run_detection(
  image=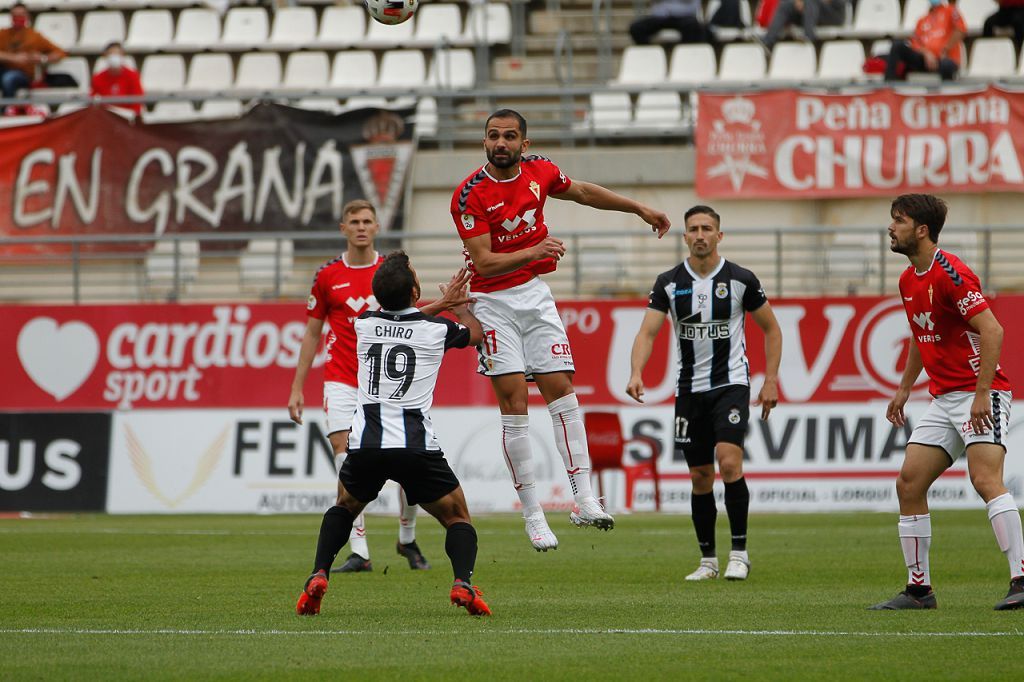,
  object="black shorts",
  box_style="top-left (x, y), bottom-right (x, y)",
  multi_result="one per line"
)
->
top-left (339, 448), bottom-right (461, 506)
top-left (673, 384), bottom-right (750, 468)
